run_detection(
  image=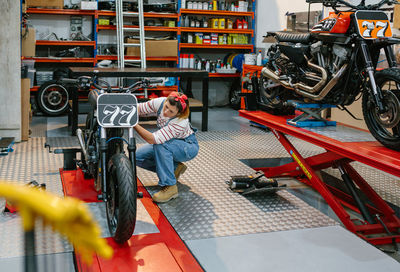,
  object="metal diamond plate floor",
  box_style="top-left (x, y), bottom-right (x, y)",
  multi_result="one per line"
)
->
top-left (138, 130), bottom-right (338, 241)
top-left (2, 114), bottom-right (400, 268)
